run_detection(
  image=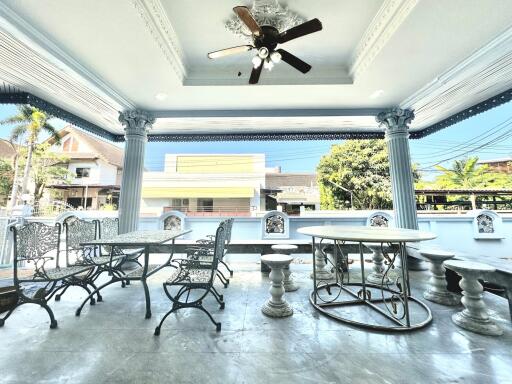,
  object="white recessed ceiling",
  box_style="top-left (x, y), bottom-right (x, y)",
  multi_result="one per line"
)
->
top-left (0, 0), bottom-right (511, 139)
